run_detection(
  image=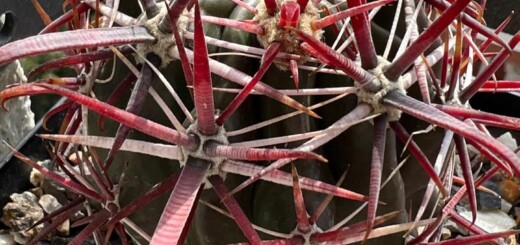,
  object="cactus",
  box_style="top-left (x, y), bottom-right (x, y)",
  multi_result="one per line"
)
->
top-left (1, 0), bottom-right (520, 244)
